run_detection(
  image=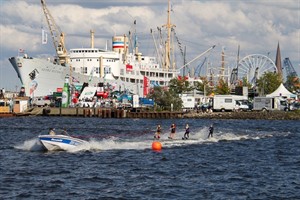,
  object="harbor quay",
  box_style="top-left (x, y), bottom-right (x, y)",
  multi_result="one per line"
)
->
top-left (32, 107), bottom-right (185, 119)
top-left (9, 107), bottom-right (300, 120)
